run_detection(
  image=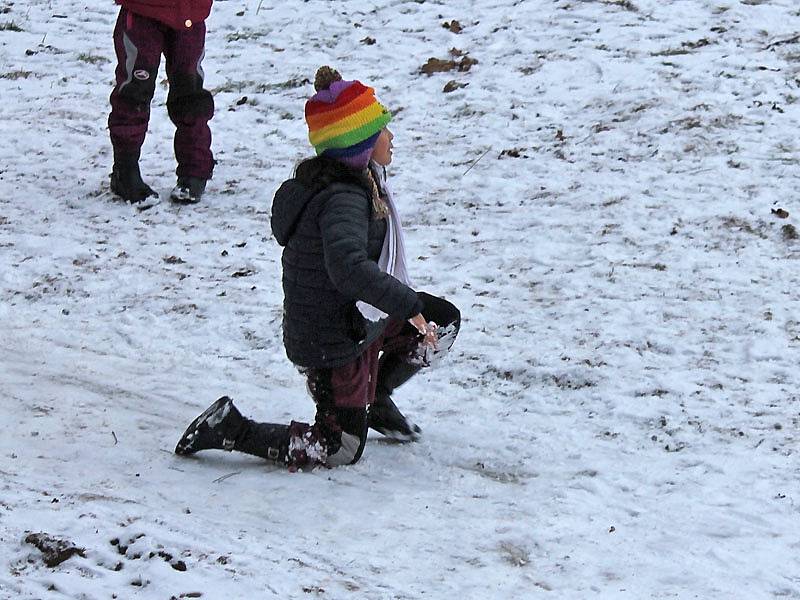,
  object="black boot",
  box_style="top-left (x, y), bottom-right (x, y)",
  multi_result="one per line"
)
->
top-left (175, 396), bottom-right (244, 455)
top-left (368, 393), bottom-right (421, 442)
top-left (110, 152), bottom-right (158, 205)
top-left (169, 176), bottom-right (206, 204)
top-left (175, 396), bottom-right (290, 463)
top-left (235, 420), bottom-right (291, 463)
top-left (368, 352), bottom-right (423, 442)
top-left (368, 293), bottom-right (461, 442)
